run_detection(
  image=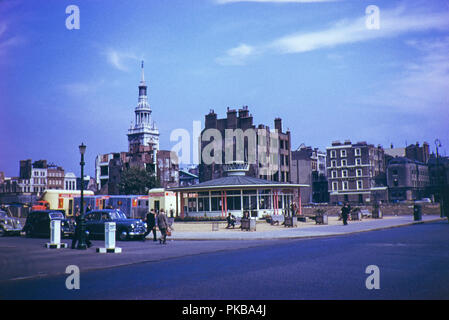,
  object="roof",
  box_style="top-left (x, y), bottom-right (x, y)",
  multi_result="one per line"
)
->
top-left (179, 170), bottom-right (199, 179)
top-left (169, 175), bottom-right (308, 192)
